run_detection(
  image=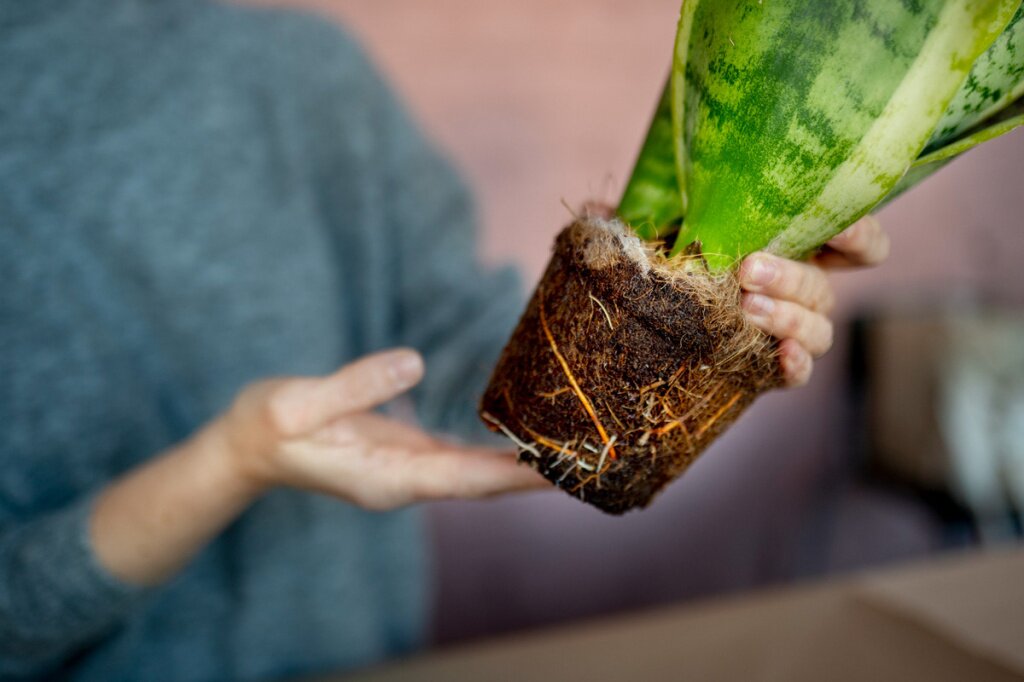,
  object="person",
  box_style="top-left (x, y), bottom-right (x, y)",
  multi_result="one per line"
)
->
top-left (0, 1), bottom-right (890, 680)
